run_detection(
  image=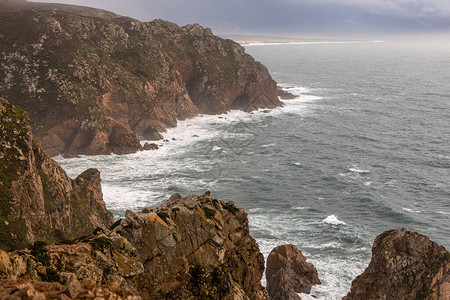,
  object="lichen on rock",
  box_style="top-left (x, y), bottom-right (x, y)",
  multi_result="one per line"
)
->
top-left (0, 193), bottom-right (269, 299)
top-left (0, 98), bottom-right (113, 251)
top-left (0, 6), bottom-right (281, 157)
top-left (343, 229), bottom-right (450, 300)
